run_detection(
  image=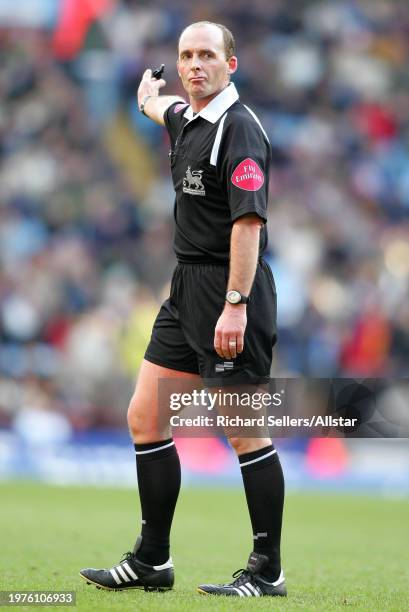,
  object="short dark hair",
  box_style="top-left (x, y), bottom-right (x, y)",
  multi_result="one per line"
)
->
top-left (179, 21), bottom-right (236, 60)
